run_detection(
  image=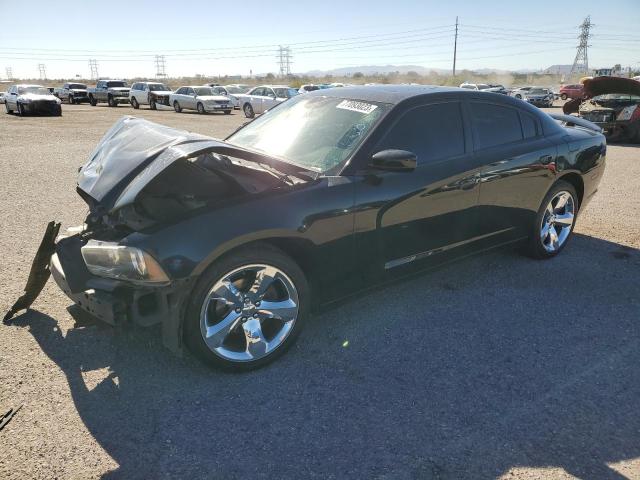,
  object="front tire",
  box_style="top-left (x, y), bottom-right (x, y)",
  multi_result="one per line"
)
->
top-left (184, 243), bottom-right (309, 371)
top-left (107, 95), bottom-right (116, 107)
top-left (173, 101), bottom-right (182, 113)
top-left (560, 93), bottom-right (568, 101)
top-left (131, 97), bottom-right (139, 109)
top-left (197, 102), bottom-right (205, 114)
top-left (243, 103), bottom-right (254, 118)
top-left (524, 180), bottom-right (578, 259)
top-left (5, 102), bottom-right (12, 114)
top-left (68, 95), bottom-right (74, 104)
top-left (149, 98), bottom-right (157, 110)
top-left (224, 109), bottom-right (231, 115)
top-left (89, 95), bottom-right (97, 106)
top-left (17, 103), bottom-right (24, 116)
